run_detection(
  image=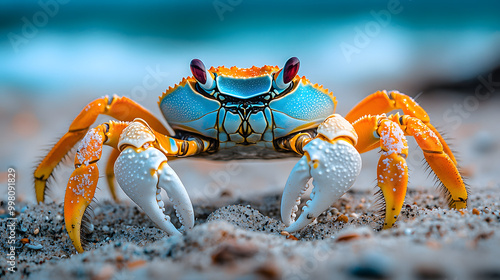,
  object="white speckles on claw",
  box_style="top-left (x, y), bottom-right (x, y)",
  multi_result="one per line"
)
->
top-left (117, 120), bottom-right (156, 150)
top-left (317, 114), bottom-right (358, 145)
top-left (281, 137), bottom-right (362, 232)
top-left (115, 145), bottom-right (194, 236)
